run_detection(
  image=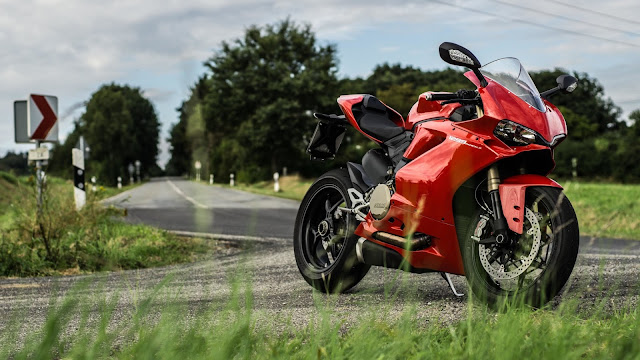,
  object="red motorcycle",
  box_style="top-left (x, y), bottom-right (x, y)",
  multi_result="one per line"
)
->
top-left (294, 42), bottom-right (579, 307)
